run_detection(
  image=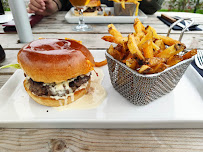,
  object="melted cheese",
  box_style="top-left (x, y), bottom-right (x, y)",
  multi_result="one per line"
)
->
top-left (59, 100), bottom-right (63, 106)
top-left (48, 79), bottom-right (74, 97)
top-left (55, 67), bottom-right (106, 111)
top-left (55, 83), bottom-right (64, 90)
top-left (47, 73), bottom-right (90, 103)
top-left (50, 81), bottom-right (88, 101)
